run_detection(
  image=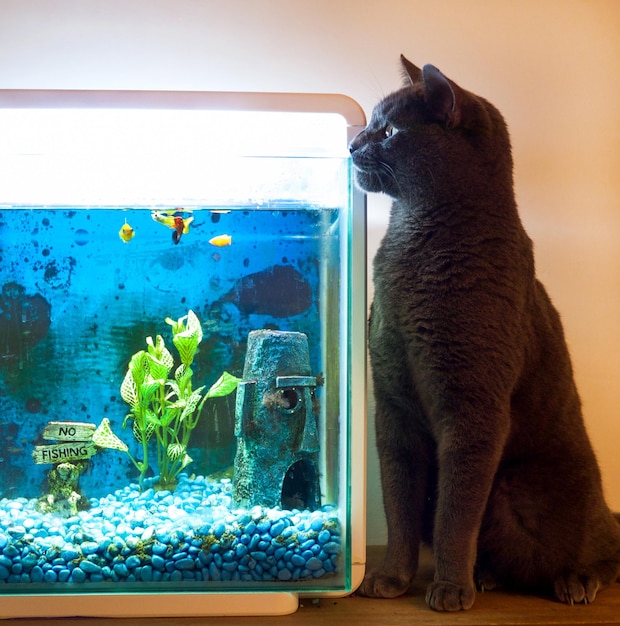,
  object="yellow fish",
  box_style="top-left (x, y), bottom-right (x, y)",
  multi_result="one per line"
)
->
top-left (119, 220), bottom-right (135, 243)
top-left (209, 234), bottom-right (232, 247)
